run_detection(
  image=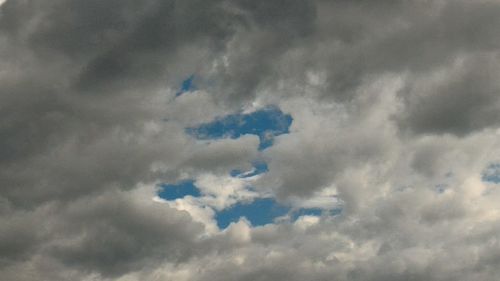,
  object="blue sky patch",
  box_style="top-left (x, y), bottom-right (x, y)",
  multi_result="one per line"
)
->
top-left (290, 208), bottom-right (323, 221)
top-left (328, 208), bottom-right (343, 216)
top-left (186, 106), bottom-right (292, 150)
top-left (290, 208), bottom-right (342, 221)
top-left (215, 198), bottom-right (289, 229)
top-left (230, 161), bottom-right (269, 178)
top-left (482, 163), bottom-right (500, 183)
top-left (175, 75), bottom-right (195, 97)
top-left (214, 197), bottom-right (339, 229)
top-left (158, 180), bottom-right (201, 200)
